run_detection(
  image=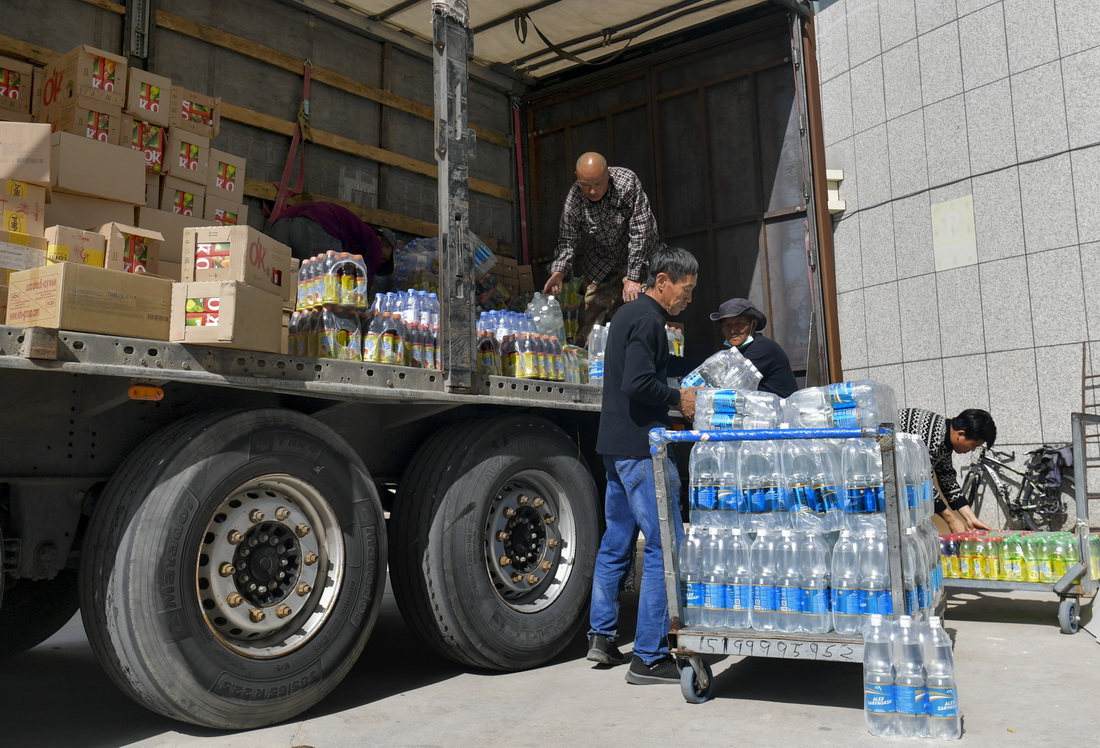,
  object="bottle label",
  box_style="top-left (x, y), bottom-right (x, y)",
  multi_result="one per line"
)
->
top-left (829, 382), bottom-right (857, 409)
top-left (820, 485), bottom-right (841, 513)
top-left (711, 391), bottom-right (741, 413)
top-left (681, 370), bottom-right (705, 388)
top-left (681, 581), bottom-right (704, 609)
top-left (777, 585), bottom-right (804, 614)
top-left (906, 485), bottom-right (923, 510)
top-left (692, 485), bottom-right (718, 510)
top-left (804, 587), bottom-right (829, 615)
top-left (589, 360), bottom-right (603, 380)
top-left (832, 408), bottom-right (860, 428)
top-left (752, 584), bottom-right (777, 612)
top-left (788, 484), bottom-right (823, 513)
top-left (726, 583), bottom-right (750, 611)
top-left (864, 682), bottom-right (895, 713)
top-left (747, 487), bottom-right (768, 513)
top-left (363, 333), bottom-right (380, 362)
top-left (896, 684), bottom-right (923, 716)
top-left (926, 686), bottom-right (959, 718)
top-left (906, 587), bottom-right (919, 615)
top-left (708, 413), bottom-right (739, 430)
top-left (703, 582), bottom-right (725, 611)
top-left (833, 587), bottom-right (862, 617)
